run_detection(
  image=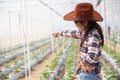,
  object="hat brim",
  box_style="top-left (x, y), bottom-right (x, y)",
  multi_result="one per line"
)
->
top-left (63, 10), bottom-right (103, 22)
